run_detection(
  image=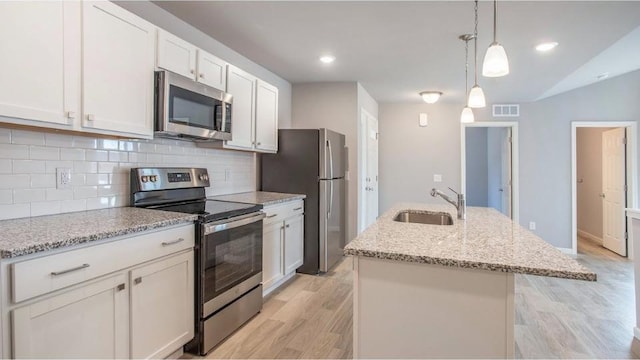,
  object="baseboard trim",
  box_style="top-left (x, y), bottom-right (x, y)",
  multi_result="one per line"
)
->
top-left (262, 271), bottom-right (296, 298)
top-left (557, 247), bottom-right (576, 255)
top-left (577, 229), bottom-right (603, 244)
